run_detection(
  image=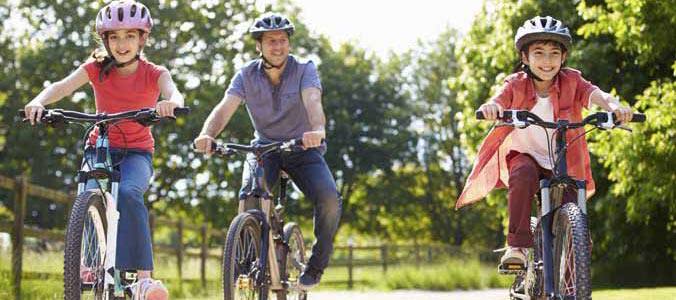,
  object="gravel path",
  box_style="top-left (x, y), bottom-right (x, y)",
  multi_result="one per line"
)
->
top-left (308, 289), bottom-right (507, 300)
